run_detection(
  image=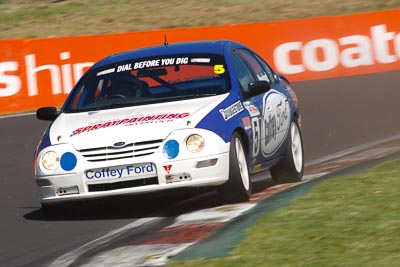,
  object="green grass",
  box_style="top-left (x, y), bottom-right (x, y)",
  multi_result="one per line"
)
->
top-left (0, 0), bottom-right (400, 39)
top-left (167, 158), bottom-right (400, 267)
